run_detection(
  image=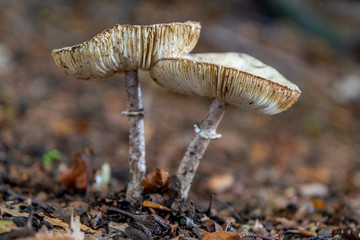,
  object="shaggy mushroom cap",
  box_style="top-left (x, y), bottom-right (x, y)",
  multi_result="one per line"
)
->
top-left (51, 21), bottom-right (201, 80)
top-left (150, 52), bottom-right (301, 115)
